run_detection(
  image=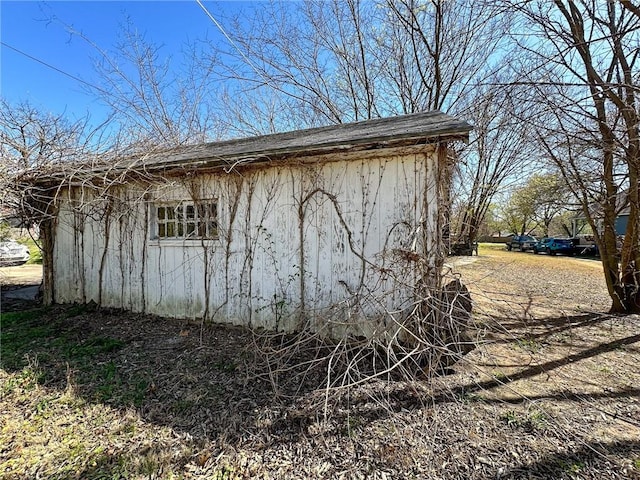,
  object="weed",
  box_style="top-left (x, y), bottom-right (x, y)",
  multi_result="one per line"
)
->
top-left (558, 459), bottom-right (585, 475)
top-left (1, 363), bottom-right (43, 395)
top-left (2, 313), bottom-right (146, 408)
top-left (214, 359), bottom-right (237, 372)
top-left (115, 420), bottom-right (137, 436)
top-left (343, 414), bottom-right (362, 437)
top-left (502, 410), bottom-right (520, 427)
top-left (93, 361), bottom-right (119, 403)
top-left (633, 457), bottom-right (640, 471)
top-left (516, 336), bottom-right (542, 353)
top-left (526, 408), bottom-right (548, 430)
top-left (211, 464), bottom-right (238, 480)
top-left (492, 370), bottom-right (507, 381)
top-left (34, 396), bottom-right (53, 415)
top-left (551, 331), bottom-right (571, 344)
top-left (138, 453), bottom-right (161, 477)
top-left (63, 336), bottom-right (125, 360)
top-left (1, 309), bottom-right (55, 369)
top-left (128, 376), bottom-right (150, 407)
top-left (88, 362), bottom-right (149, 407)
top-left (84, 452), bottom-right (131, 480)
top-left (0, 308), bottom-right (49, 326)
top-left (458, 391), bottom-right (482, 403)
top-left (501, 408), bottom-right (548, 432)
top-left (94, 385), bottom-right (115, 404)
